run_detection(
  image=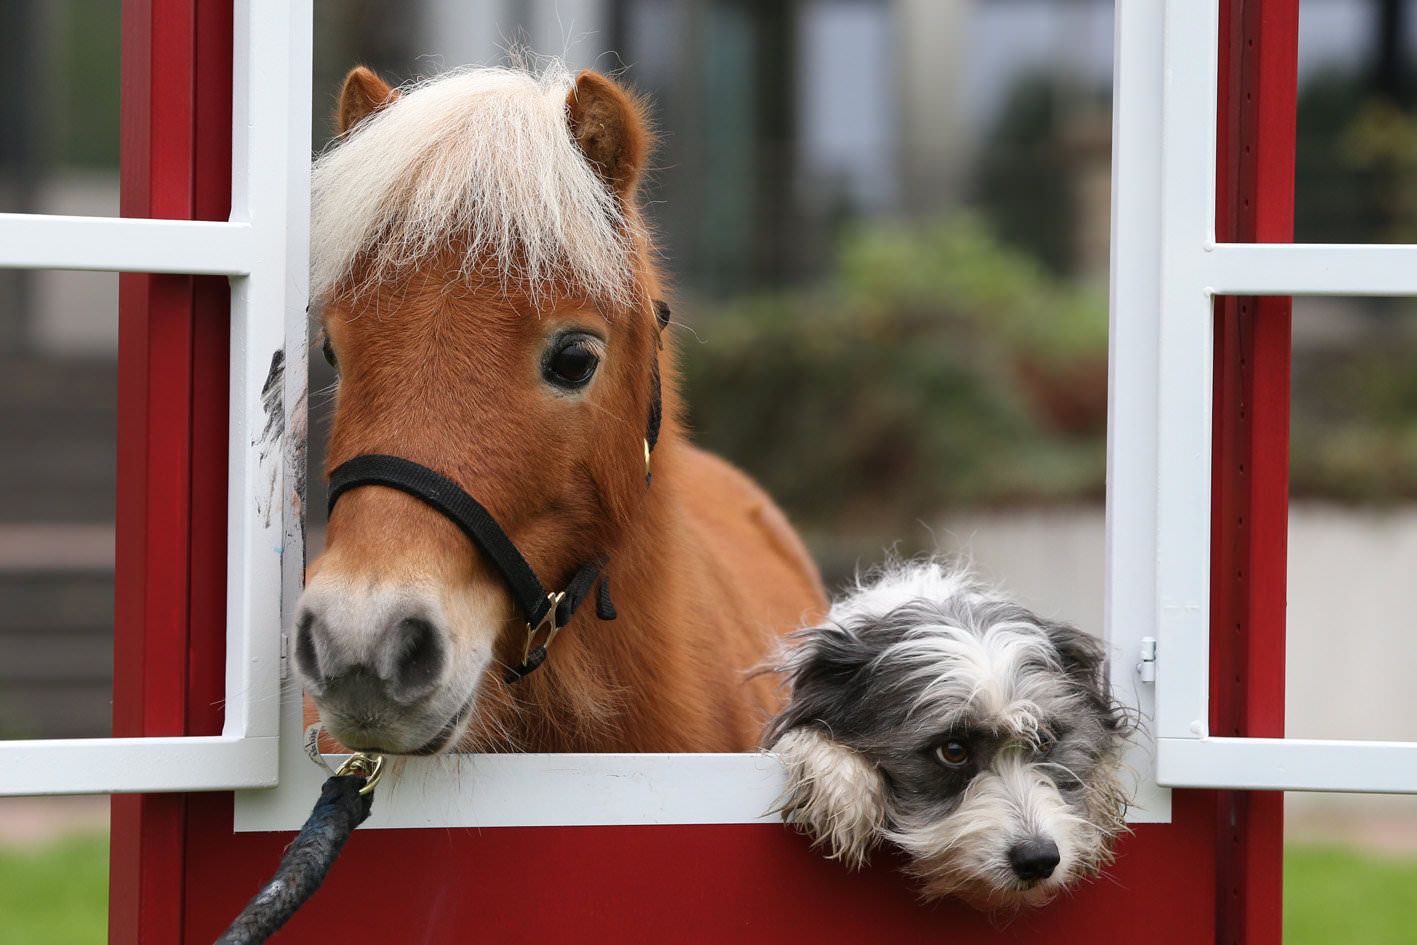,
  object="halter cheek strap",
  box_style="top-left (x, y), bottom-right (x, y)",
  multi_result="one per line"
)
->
top-left (324, 300), bottom-right (670, 684)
